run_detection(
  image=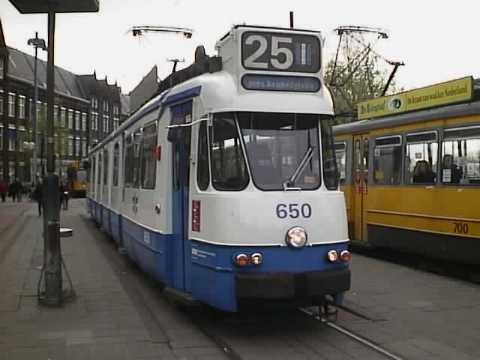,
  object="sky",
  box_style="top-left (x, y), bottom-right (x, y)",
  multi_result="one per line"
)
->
top-left (1, 0), bottom-right (479, 94)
